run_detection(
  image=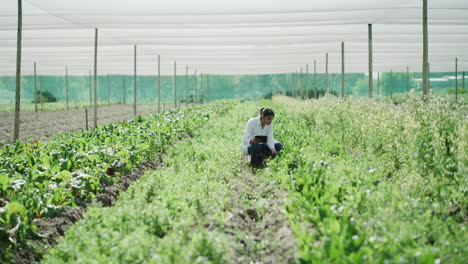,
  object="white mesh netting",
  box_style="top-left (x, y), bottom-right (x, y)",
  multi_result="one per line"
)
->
top-left (0, 0), bottom-right (467, 75)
